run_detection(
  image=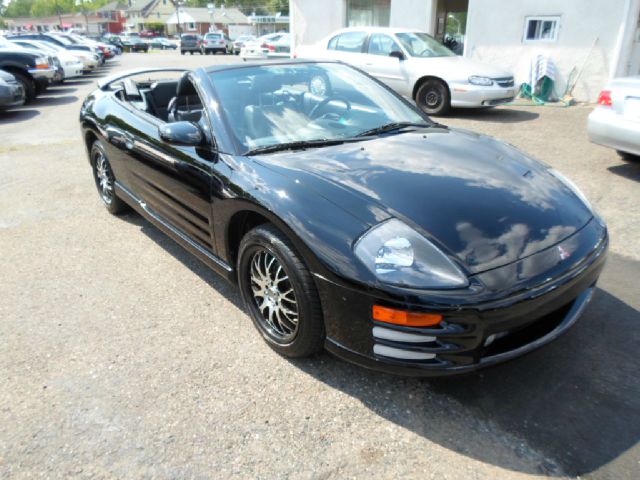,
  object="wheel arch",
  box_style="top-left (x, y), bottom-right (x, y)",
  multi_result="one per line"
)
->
top-left (220, 200), bottom-right (336, 282)
top-left (412, 75), bottom-right (450, 100)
